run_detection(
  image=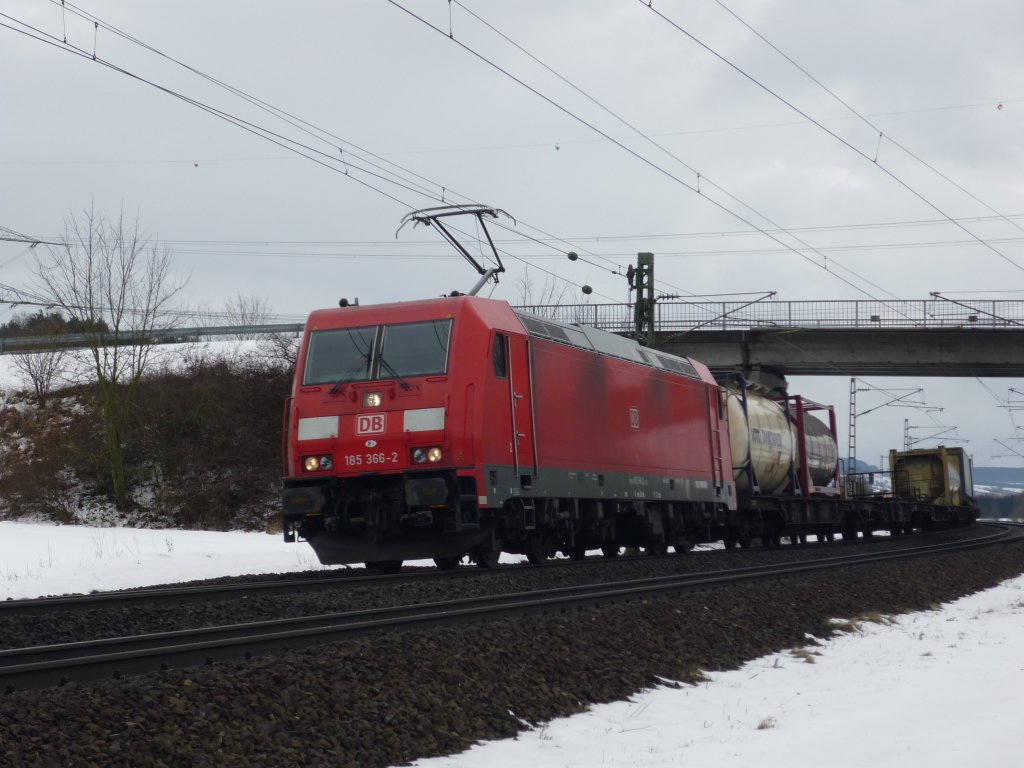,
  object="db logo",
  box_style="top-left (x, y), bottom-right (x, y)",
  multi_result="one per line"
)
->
top-left (356, 413), bottom-right (386, 435)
